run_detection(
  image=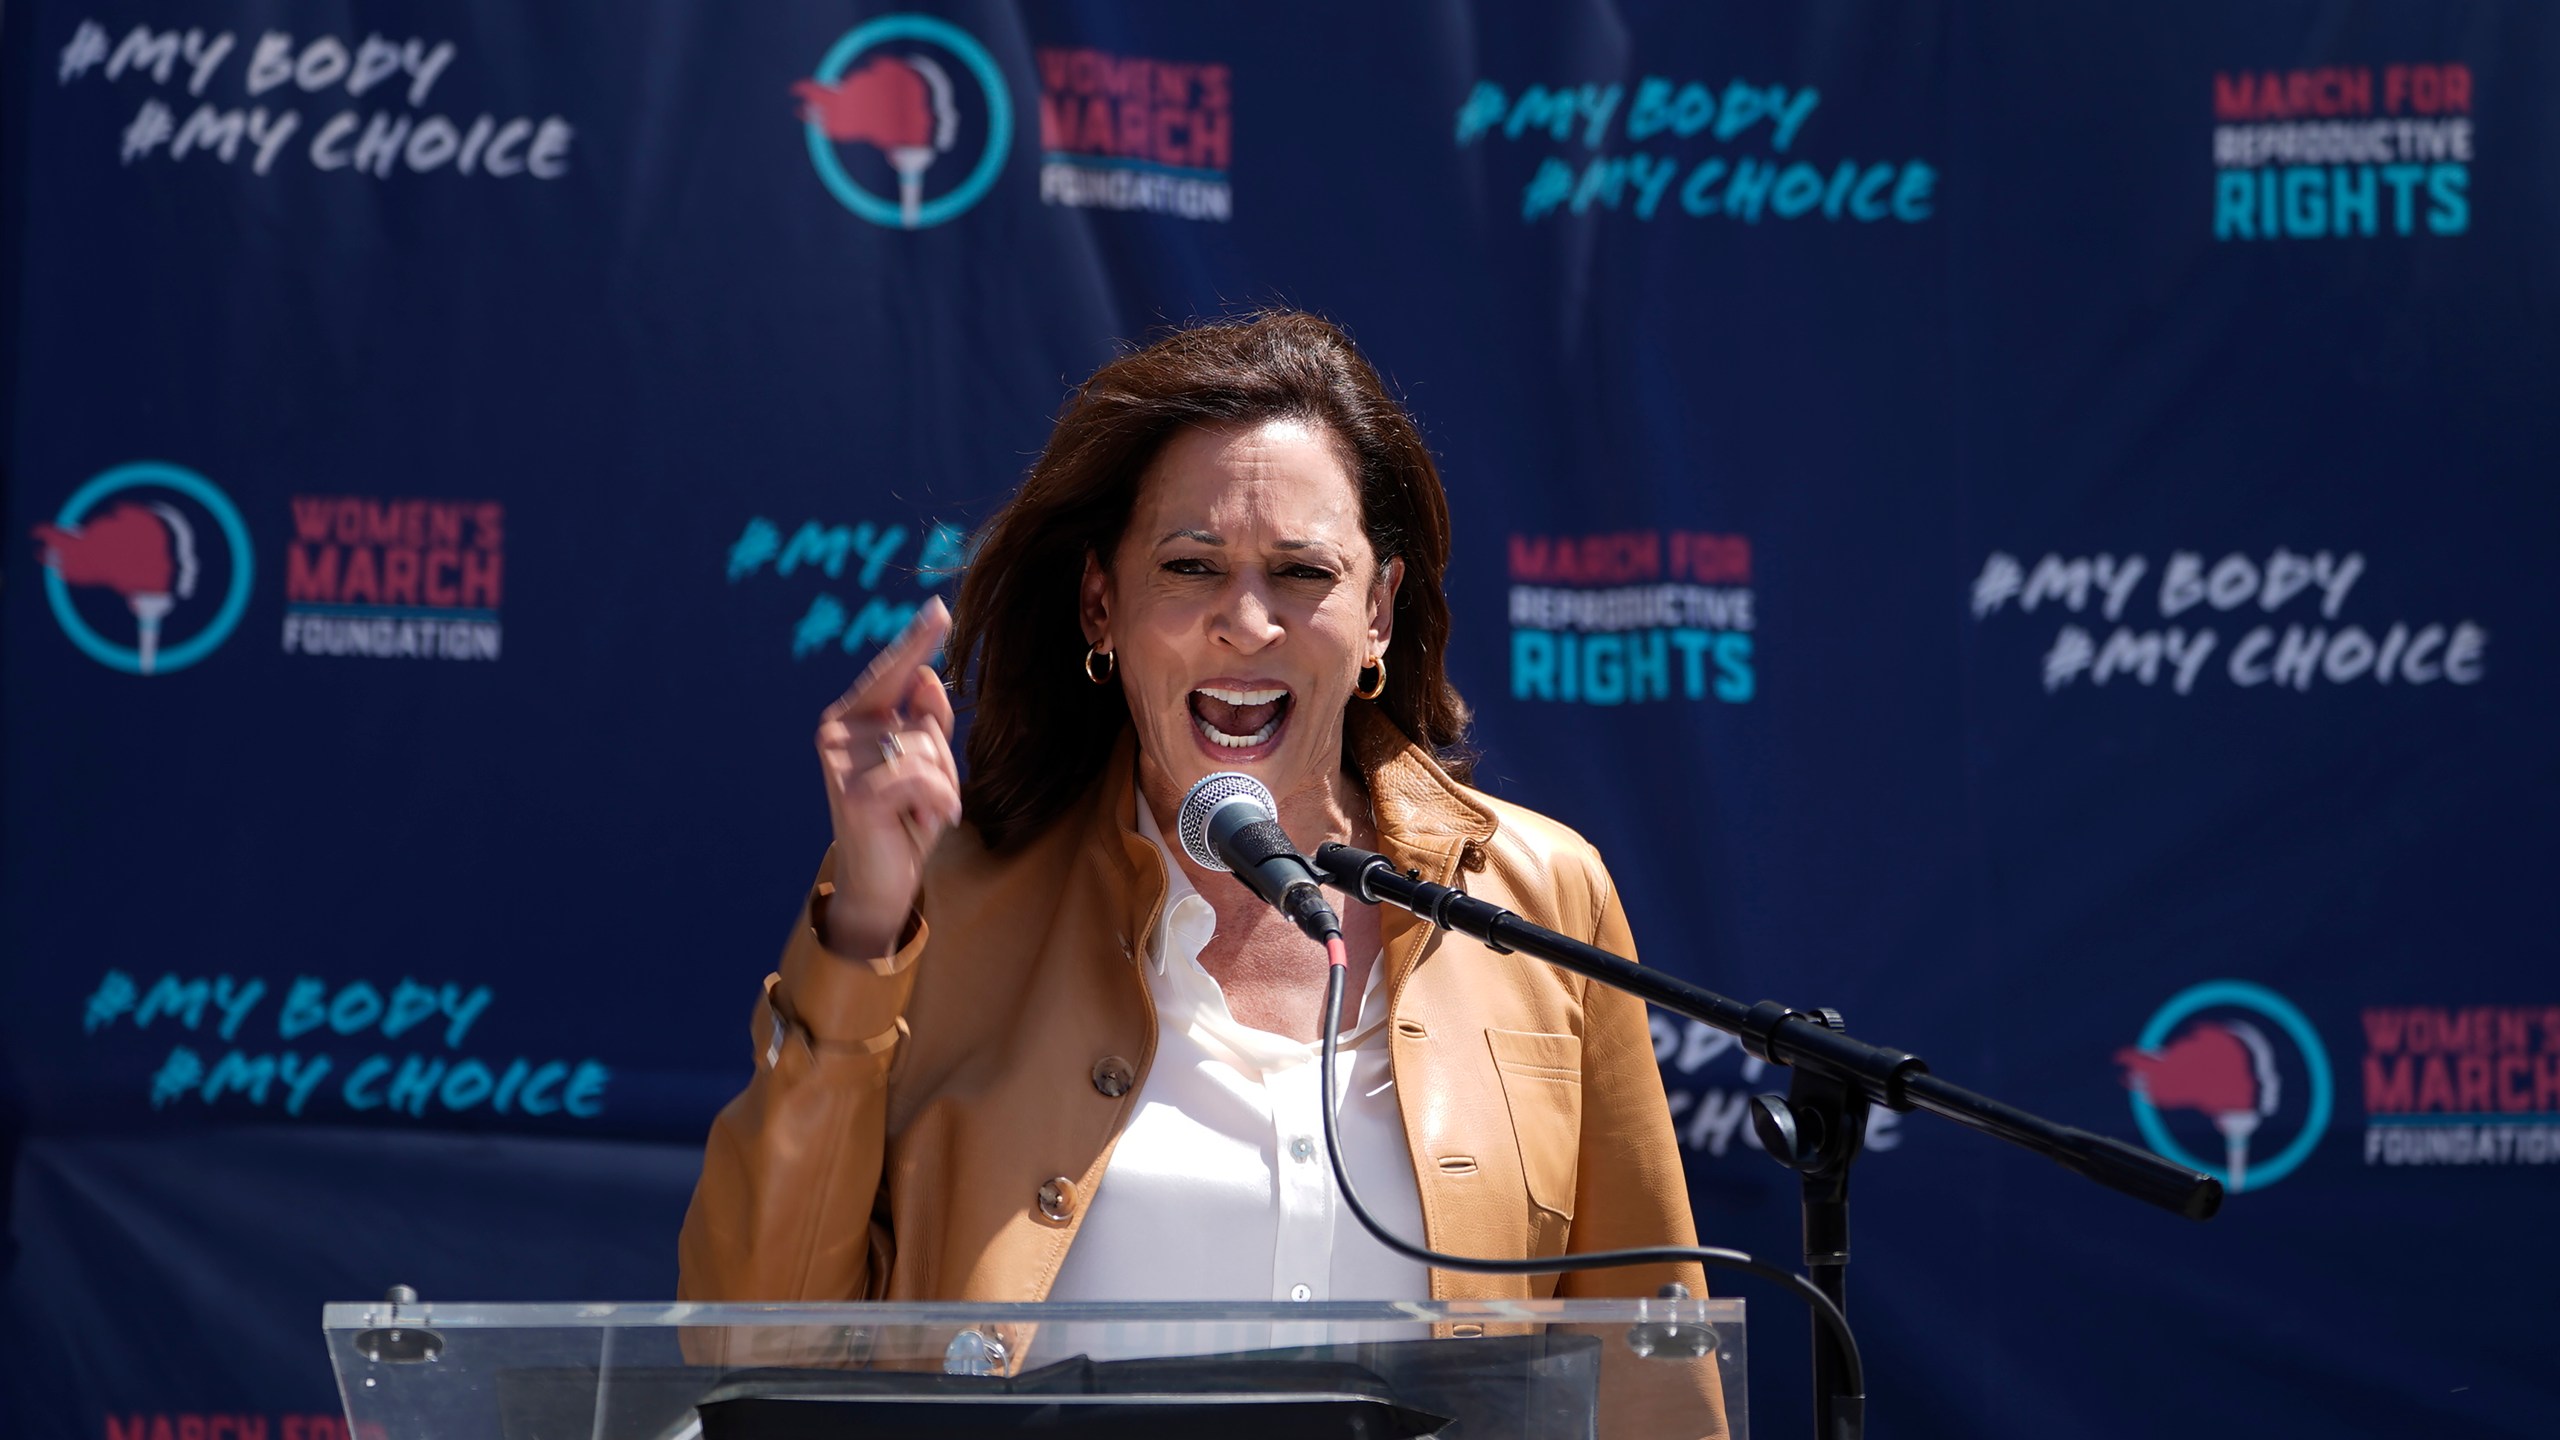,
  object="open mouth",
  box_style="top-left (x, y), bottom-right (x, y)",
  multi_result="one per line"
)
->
top-left (1189, 684), bottom-right (1292, 752)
